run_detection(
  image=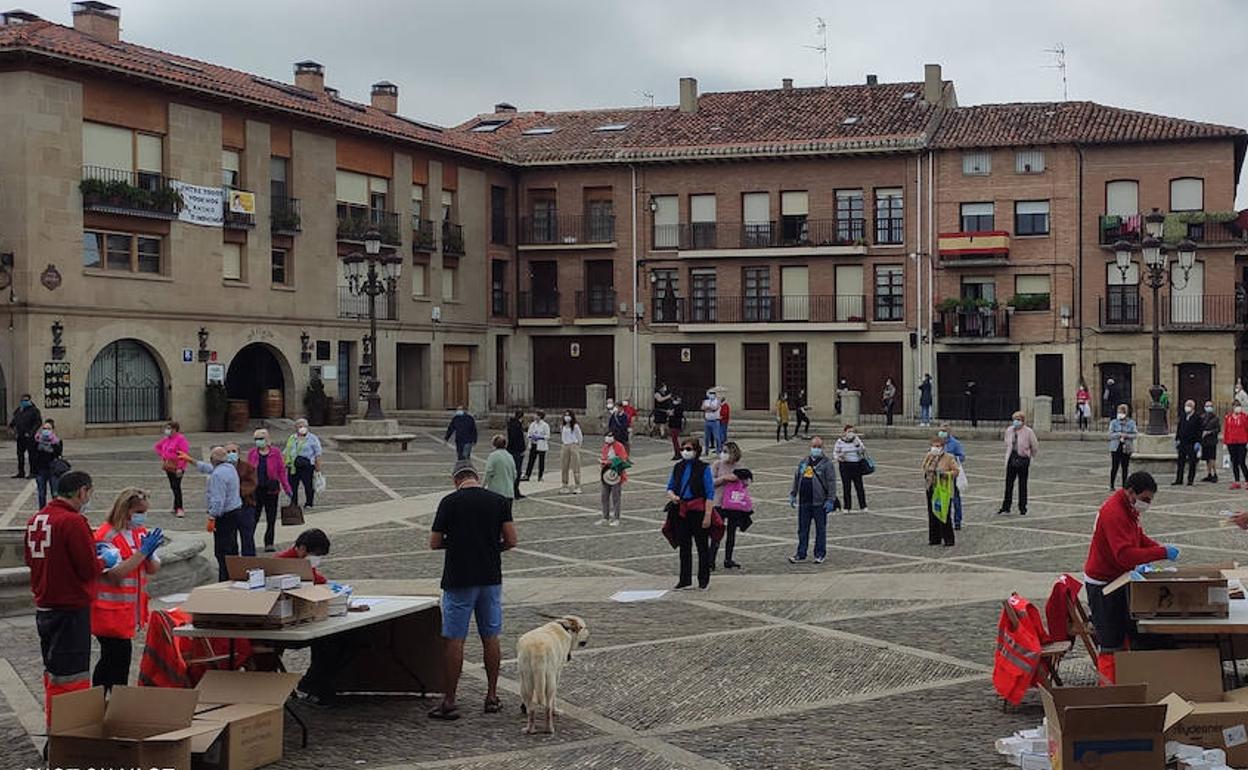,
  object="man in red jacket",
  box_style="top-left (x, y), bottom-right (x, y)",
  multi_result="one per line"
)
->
top-left (1083, 471), bottom-right (1178, 681)
top-left (24, 471), bottom-right (98, 726)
